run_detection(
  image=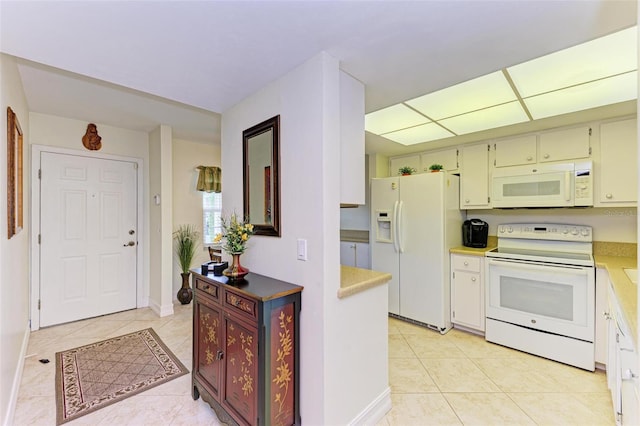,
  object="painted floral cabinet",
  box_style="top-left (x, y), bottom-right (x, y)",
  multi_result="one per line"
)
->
top-left (192, 270), bottom-right (303, 426)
